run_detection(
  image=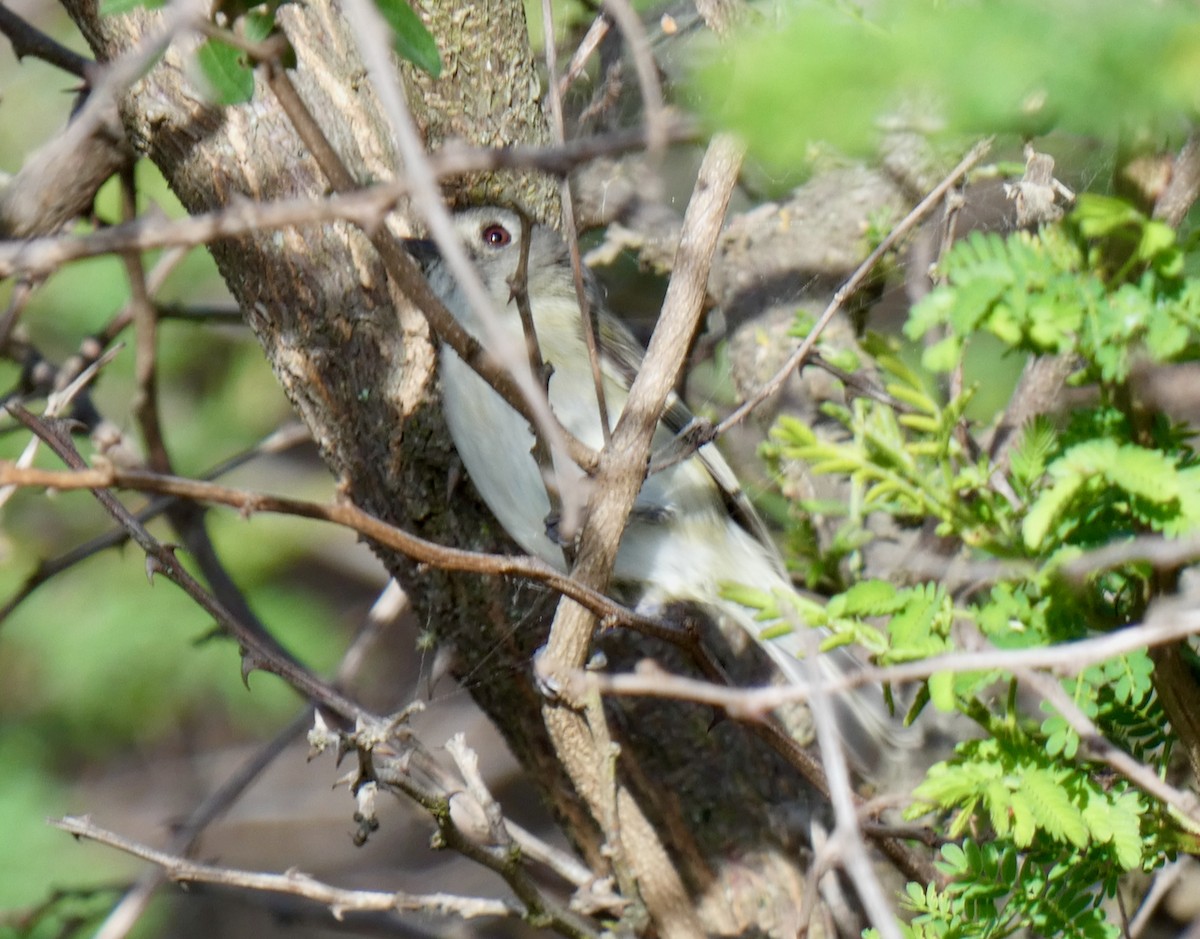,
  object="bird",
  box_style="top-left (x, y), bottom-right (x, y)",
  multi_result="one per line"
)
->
top-left (405, 205), bottom-right (899, 772)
